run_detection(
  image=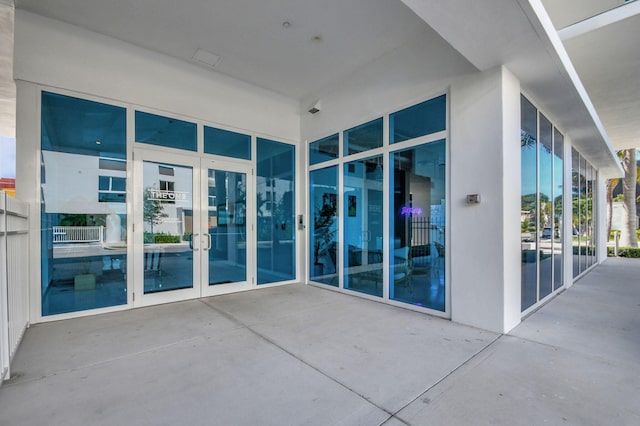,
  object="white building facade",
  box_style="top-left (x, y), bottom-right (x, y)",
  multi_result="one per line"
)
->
top-left (12, 1), bottom-right (622, 333)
